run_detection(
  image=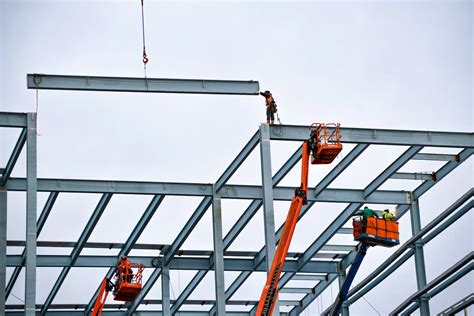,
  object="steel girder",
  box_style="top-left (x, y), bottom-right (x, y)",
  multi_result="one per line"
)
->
top-left (268, 125), bottom-right (474, 148)
top-left (26, 74), bottom-right (260, 95)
